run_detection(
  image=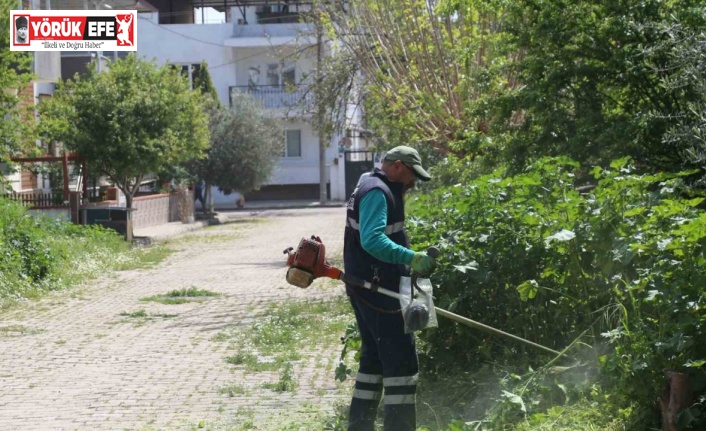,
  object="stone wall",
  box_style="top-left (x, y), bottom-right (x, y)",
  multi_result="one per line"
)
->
top-left (132, 193), bottom-right (180, 230)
